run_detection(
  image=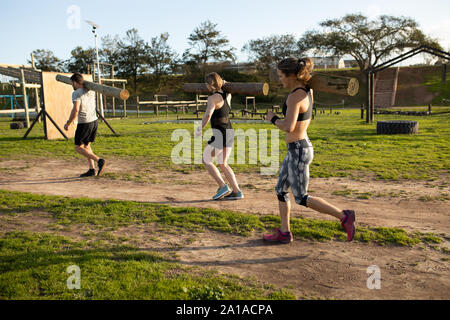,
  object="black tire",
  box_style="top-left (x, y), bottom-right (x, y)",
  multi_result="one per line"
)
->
top-left (10, 122), bottom-right (25, 130)
top-left (377, 120), bottom-right (419, 134)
